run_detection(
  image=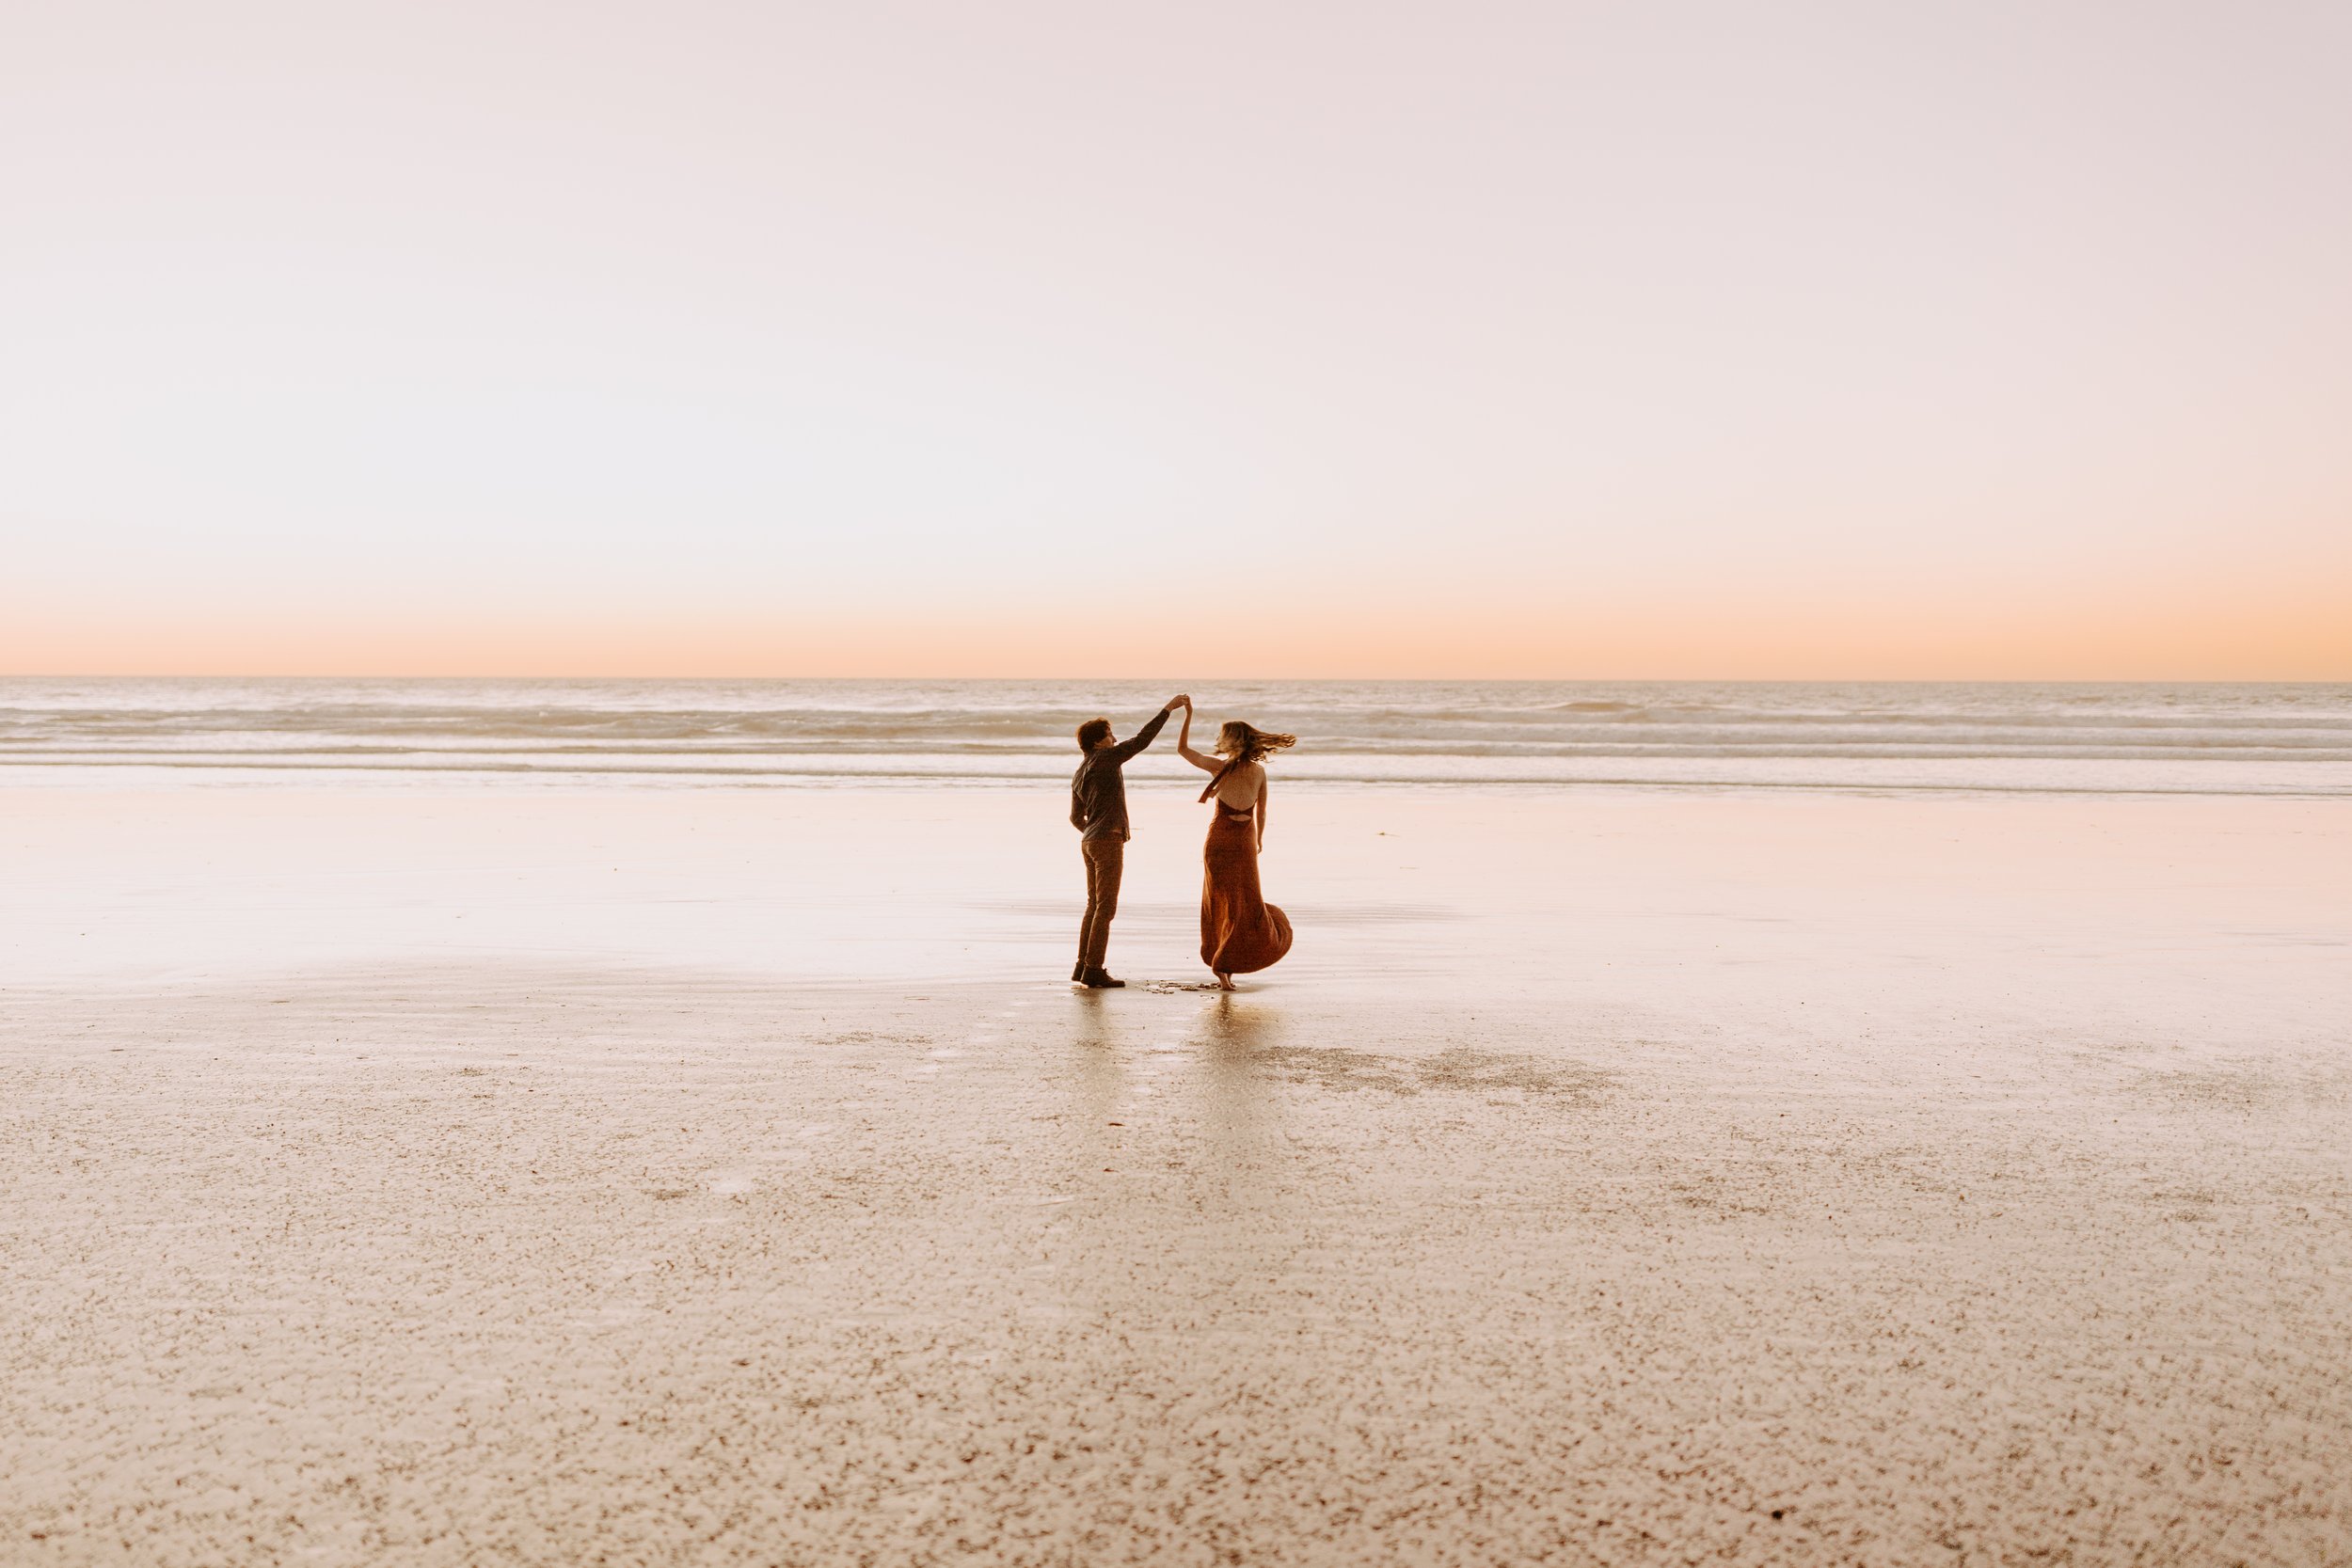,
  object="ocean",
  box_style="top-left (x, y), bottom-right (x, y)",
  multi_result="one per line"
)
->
top-left (8, 676), bottom-right (2343, 799)
top-left (3, 677), bottom-right (2347, 796)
